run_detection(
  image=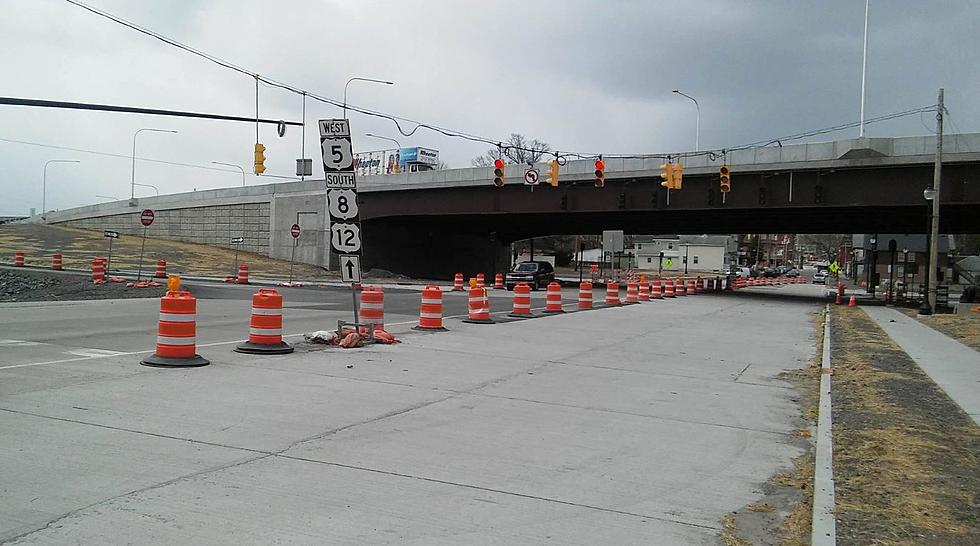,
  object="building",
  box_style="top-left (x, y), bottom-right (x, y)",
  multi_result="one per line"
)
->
top-left (629, 235), bottom-right (735, 273)
top-left (851, 234), bottom-right (955, 291)
top-left (735, 234), bottom-right (800, 267)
